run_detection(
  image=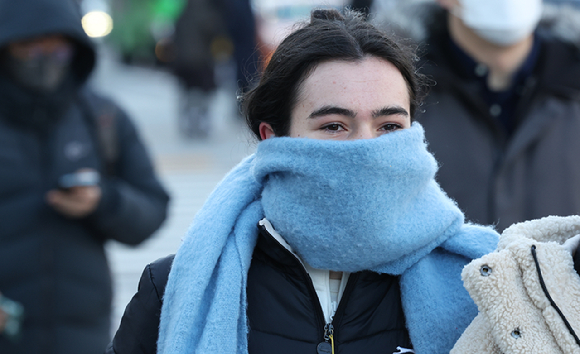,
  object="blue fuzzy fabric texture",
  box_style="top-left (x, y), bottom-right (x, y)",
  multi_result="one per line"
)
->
top-left (157, 123), bottom-right (499, 354)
